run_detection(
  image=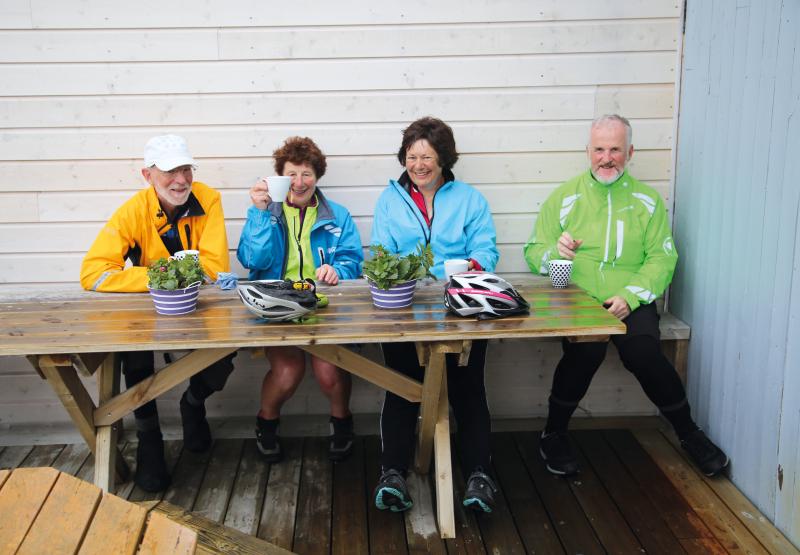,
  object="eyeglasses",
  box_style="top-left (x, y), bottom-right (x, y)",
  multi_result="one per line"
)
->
top-left (406, 155), bottom-right (435, 164)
